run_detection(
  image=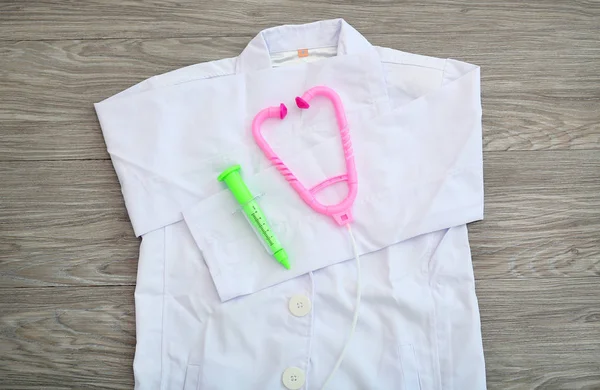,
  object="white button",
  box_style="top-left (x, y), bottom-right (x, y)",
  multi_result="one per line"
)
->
top-left (288, 295), bottom-right (312, 317)
top-left (282, 366), bottom-right (306, 389)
